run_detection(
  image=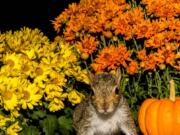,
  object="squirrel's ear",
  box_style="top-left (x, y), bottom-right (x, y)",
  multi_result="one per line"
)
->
top-left (115, 68), bottom-right (121, 85)
top-left (88, 71), bottom-right (94, 83)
